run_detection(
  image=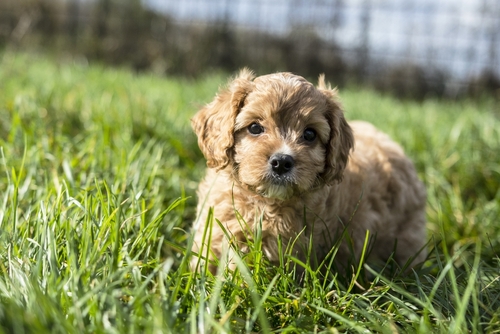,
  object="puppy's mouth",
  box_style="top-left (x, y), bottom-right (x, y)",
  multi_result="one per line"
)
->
top-left (256, 173), bottom-right (299, 200)
top-left (236, 153), bottom-right (310, 200)
top-left (253, 153), bottom-right (300, 200)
